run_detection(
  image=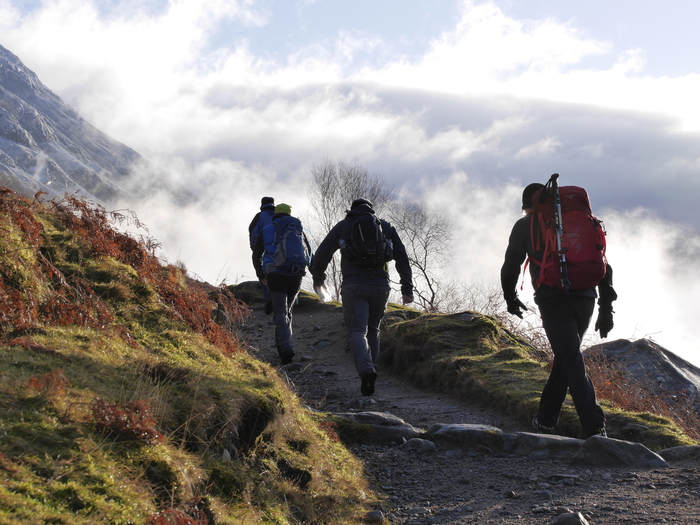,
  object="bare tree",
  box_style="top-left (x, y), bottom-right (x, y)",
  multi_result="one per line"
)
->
top-left (387, 202), bottom-right (453, 312)
top-left (307, 158), bottom-right (394, 300)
